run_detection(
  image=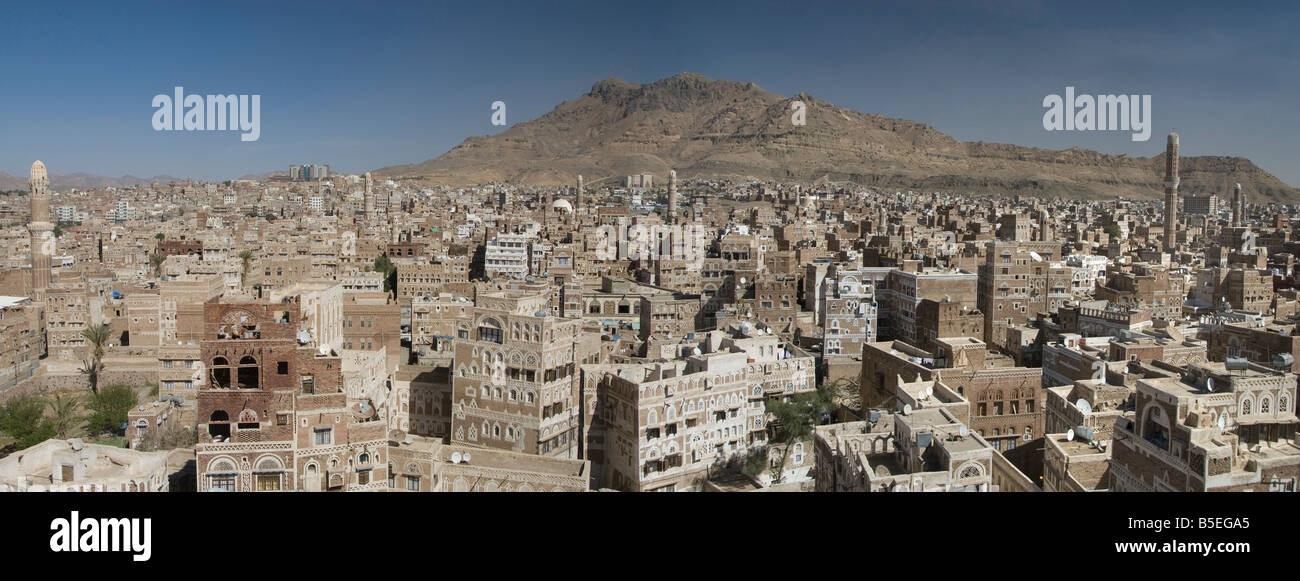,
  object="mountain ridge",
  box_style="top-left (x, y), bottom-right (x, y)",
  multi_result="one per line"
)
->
top-left (374, 72), bottom-right (1298, 202)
